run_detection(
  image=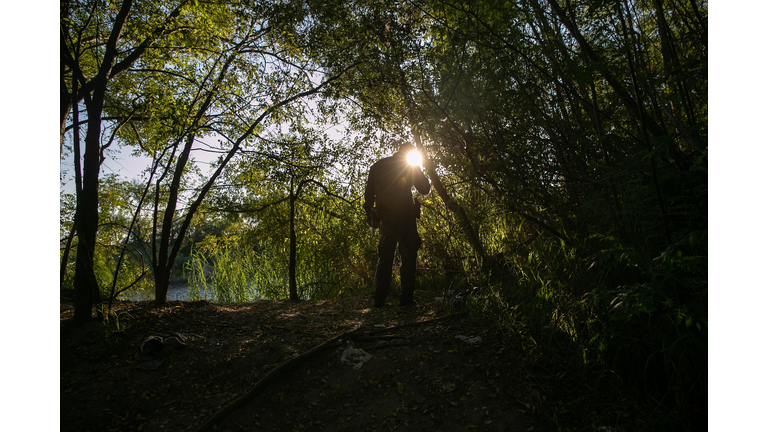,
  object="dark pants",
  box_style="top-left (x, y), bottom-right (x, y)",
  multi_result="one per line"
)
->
top-left (373, 218), bottom-right (421, 306)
